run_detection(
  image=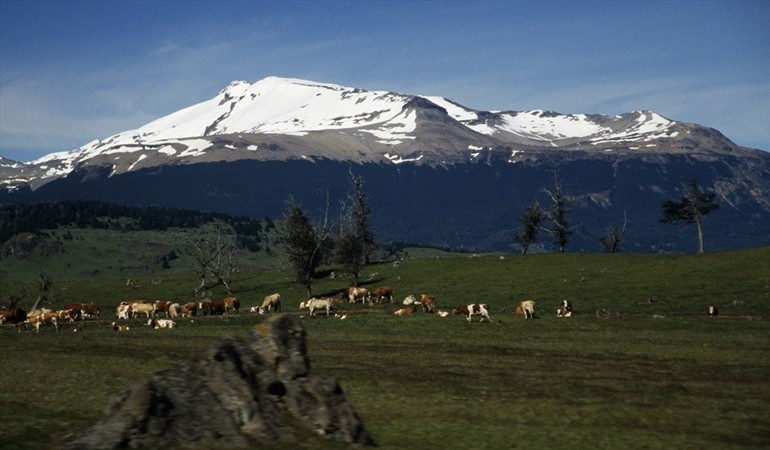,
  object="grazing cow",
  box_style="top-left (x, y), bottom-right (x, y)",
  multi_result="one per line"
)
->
top-left (419, 294), bottom-right (436, 313)
top-left (81, 303), bottom-right (100, 320)
top-left (168, 303), bottom-right (182, 318)
top-left (369, 286), bottom-right (394, 303)
top-left (454, 304), bottom-right (491, 323)
top-left (153, 300), bottom-right (172, 318)
top-left (344, 286), bottom-right (369, 303)
top-left (147, 318), bottom-right (176, 329)
top-left (403, 295), bottom-right (417, 305)
top-left (557, 300), bottom-right (573, 317)
top-left (259, 293), bottom-right (281, 314)
top-left (199, 299), bottom-right (226, 316)
top-left (519, 300), bottom-right (535, 319)
top-left (302, 298), bottom-right (336, 316)
top-left (111, 321), bottom-right (130, 332)
top-left (707, 305), bottom-right (719, 316)
top-left (393, 305), bottom-right (417, 316)
top-left (56, 309), bottom-right (79, 322)
top-left (25, 311), bottom-right (59, 332)
top-left (181, 302), bottom-right (198, 317)
top-left (65, 303), bottom-right (100, 320)
top-left (130, 302), bottom-right (155, 319)
top-left (223, 297), bottom-right (241, 315)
